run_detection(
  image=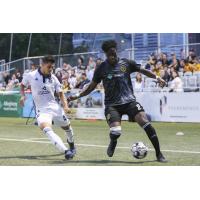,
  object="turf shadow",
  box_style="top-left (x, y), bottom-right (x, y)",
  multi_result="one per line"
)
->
top-left (50, 159), bottom-right (157, 165)
top-left (0, 153), bottom-right (63, 161)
